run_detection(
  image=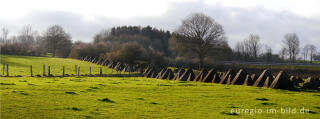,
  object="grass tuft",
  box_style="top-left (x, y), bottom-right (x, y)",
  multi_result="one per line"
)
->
top-left (220, 111), bottom-right (239, 116)
top-left (0, 82), bottom-right (16, 85)
top-left (150, 102), bottom-right (158, 104)
top-left (66, 107), bottom-right (82, 111)
top-left (12, 90), bottom-right (29, 95)
top-left (261, 102), bottom-right (276, 105)
top-left (99, 98), bottom-right (115, 103)
top-left (256, 98), bottom-right (269, 101)
top-left (65, 91), bottom-right (77, 95)
top-left (136, 98), bottom-right (145, 100)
